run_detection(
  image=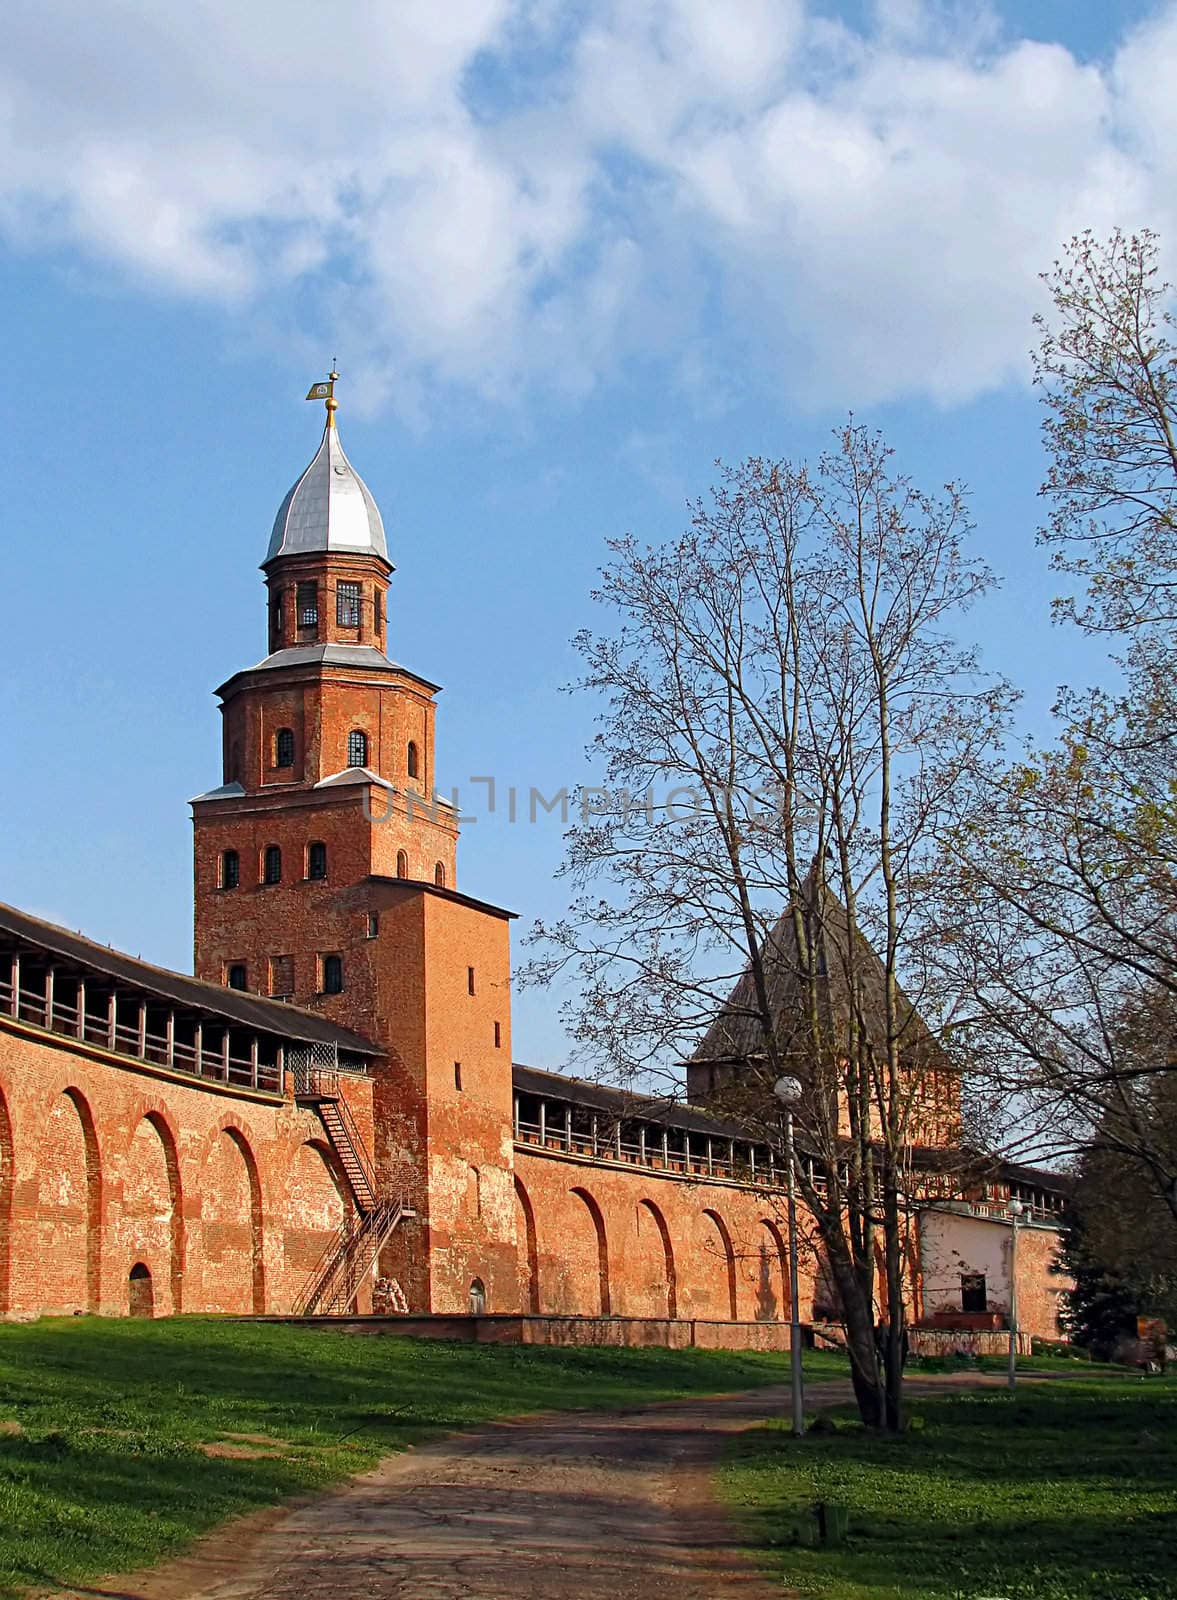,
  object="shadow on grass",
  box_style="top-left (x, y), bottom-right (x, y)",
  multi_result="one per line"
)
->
top-left (725, 1380), bottom-right (1177, 1600)
top-left (0, 1316), bottom-right (802, 1598)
